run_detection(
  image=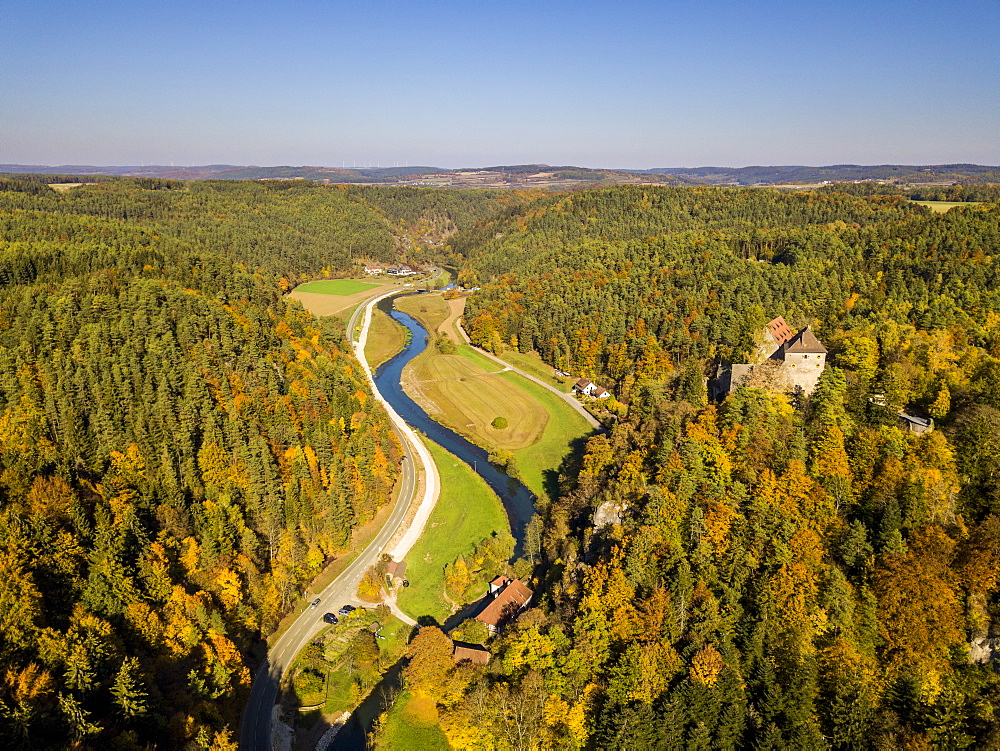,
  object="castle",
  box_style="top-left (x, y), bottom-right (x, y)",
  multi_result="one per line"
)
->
top-left (719, 316), bottom-right (827, 396)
